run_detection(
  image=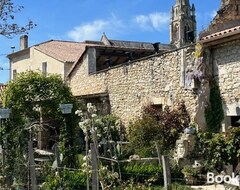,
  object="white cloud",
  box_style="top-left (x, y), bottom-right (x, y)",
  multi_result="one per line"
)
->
top-left (67, 15), bottom-right (124, 41)
top-left (135, 15), bottom-right (149, 30)
top-left (67, 20), bottom-right (109, 41)
top-left (134, 12), bottom-right (169, 31)
top-left (67, 12), bottom-right (169, 41)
